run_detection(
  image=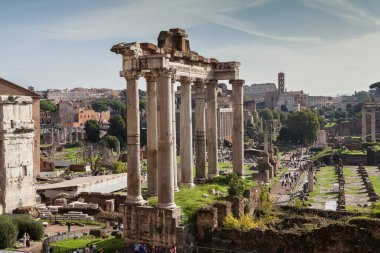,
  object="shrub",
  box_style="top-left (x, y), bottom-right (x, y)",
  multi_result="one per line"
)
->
top-left (0, 215), bottom-right (18, 249)
top-left (223, 213), bottom-right (260, 231)
top-left (12, 215), bottom-right (44, 240)
top-left (111, 161), bottom-right (127, 174)
top-left (227, 173), bottom-right (246, 197)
